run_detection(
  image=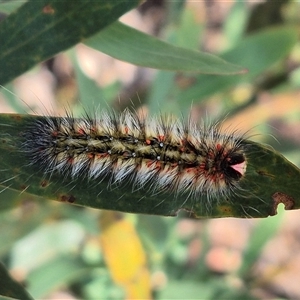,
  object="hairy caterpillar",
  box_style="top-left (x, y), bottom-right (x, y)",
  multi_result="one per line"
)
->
top-left (21, 109), bottom-right (248, 203)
